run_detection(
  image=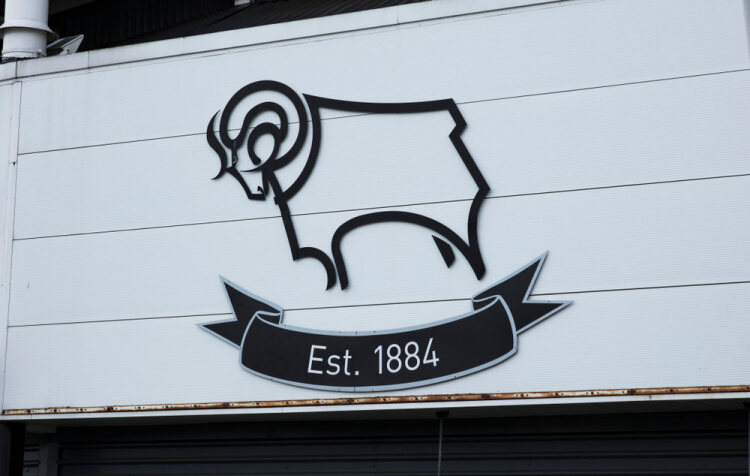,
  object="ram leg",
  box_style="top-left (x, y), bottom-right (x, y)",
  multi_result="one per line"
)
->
top-left (432, 236), bottom-right (456, 267)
